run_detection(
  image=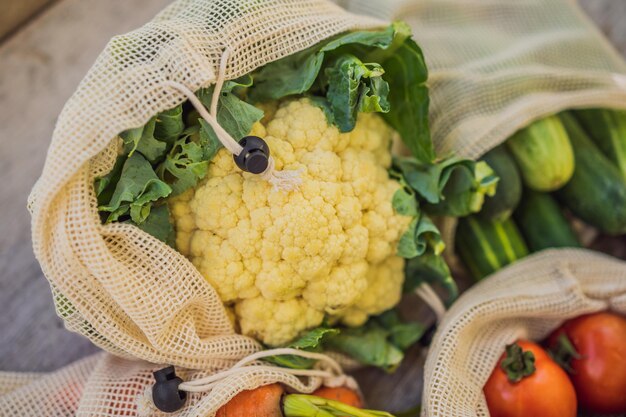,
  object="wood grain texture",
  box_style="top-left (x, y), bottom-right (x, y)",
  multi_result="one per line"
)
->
top-left (0, 0), bottom-right (172, 373)
top-left (0, 0), bottom-right (56, 41)
top-left (0, 0), bottom-right (623, 413)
